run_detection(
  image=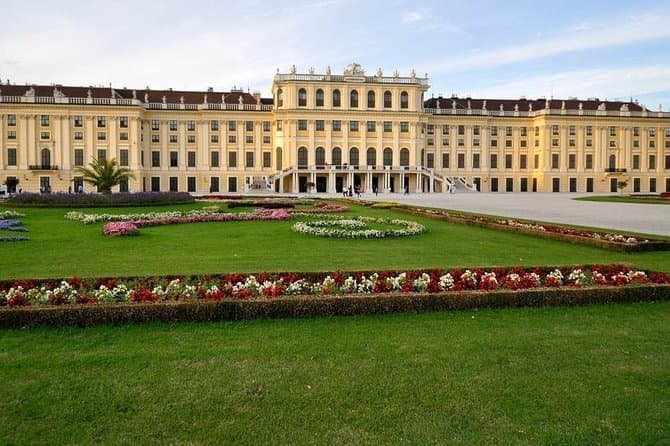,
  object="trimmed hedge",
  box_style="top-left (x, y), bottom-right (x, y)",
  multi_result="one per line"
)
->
top-left (5, 192), bottom-right (195, 208)
top-left (1, 284), bottom-right (668, 328)
top-left (227, 201), bottom-right (296, 209)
